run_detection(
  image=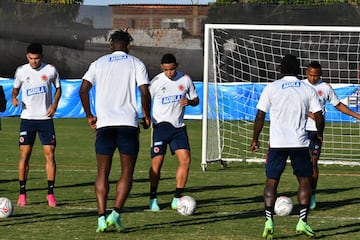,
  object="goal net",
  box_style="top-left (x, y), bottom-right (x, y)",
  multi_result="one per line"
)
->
top-left (201, 24), bottom-right (360, 170)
